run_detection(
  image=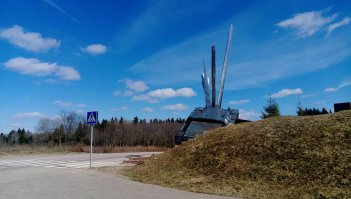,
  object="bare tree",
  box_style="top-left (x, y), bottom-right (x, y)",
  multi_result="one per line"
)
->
top-left (59, 111), bottom-right (83, 145)
top-left (36, 118), bottom-right (55, 134)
